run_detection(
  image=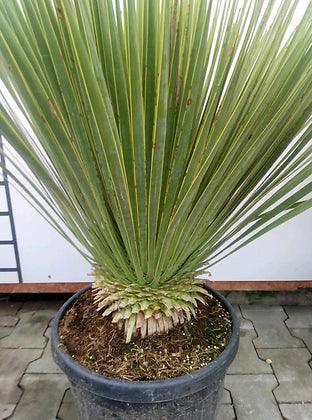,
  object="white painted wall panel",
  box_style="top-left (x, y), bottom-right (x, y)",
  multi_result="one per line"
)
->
top-left (212, 210), bottom-right (312, 281)
top-left (0, 244), bottom-right (16, 269)
top-left (10, 187), bottom-right (90, 283)
top-left (0, 217), bottom-right (11, 240)
top-left (0, 189), bottom-right (7, 211)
